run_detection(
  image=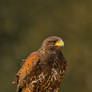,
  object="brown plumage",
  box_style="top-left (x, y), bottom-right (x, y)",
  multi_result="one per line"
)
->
top-left (13, 36), bottom-right (67, 92)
